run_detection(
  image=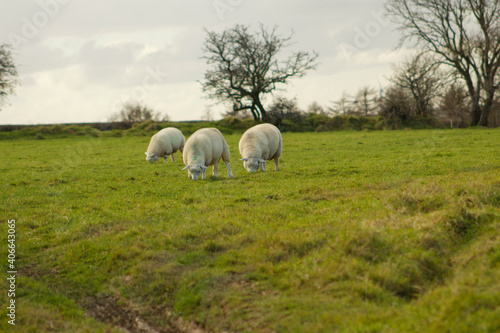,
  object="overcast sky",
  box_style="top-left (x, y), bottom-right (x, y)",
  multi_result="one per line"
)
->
top-left (0, 0), bottom-right (412, 125)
